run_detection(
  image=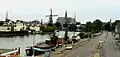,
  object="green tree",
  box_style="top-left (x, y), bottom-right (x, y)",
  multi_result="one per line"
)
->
top-left (112, 20), bottom-right (120, 32)
top-left (76, 22), bottom-right (81, 25)
top-left (93, 19), bottom-right (103, 33)
top-left (68, 24), bottom-right (77, 31)
top-left (84, 21), bottom-right (93, 32)
top-left (104, 22), bottom-right (112, 31)
top-left (55, 22), bottom-right (61, 30)
top-left (47, 23), bottom-right (53, 27)
top-left (63, 22), bottom-right (68, 28)
top-left (42, 26), bottom-right (57, 32)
